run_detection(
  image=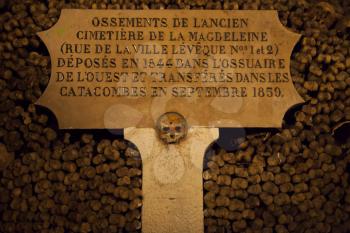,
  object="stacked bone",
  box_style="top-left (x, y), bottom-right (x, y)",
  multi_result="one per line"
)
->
top-left (203, 1), bottom-right (350, 232)
top-left (0, 131), bottom-right (142, 233)
top-left (0, 0), bottom-right (349, 233)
